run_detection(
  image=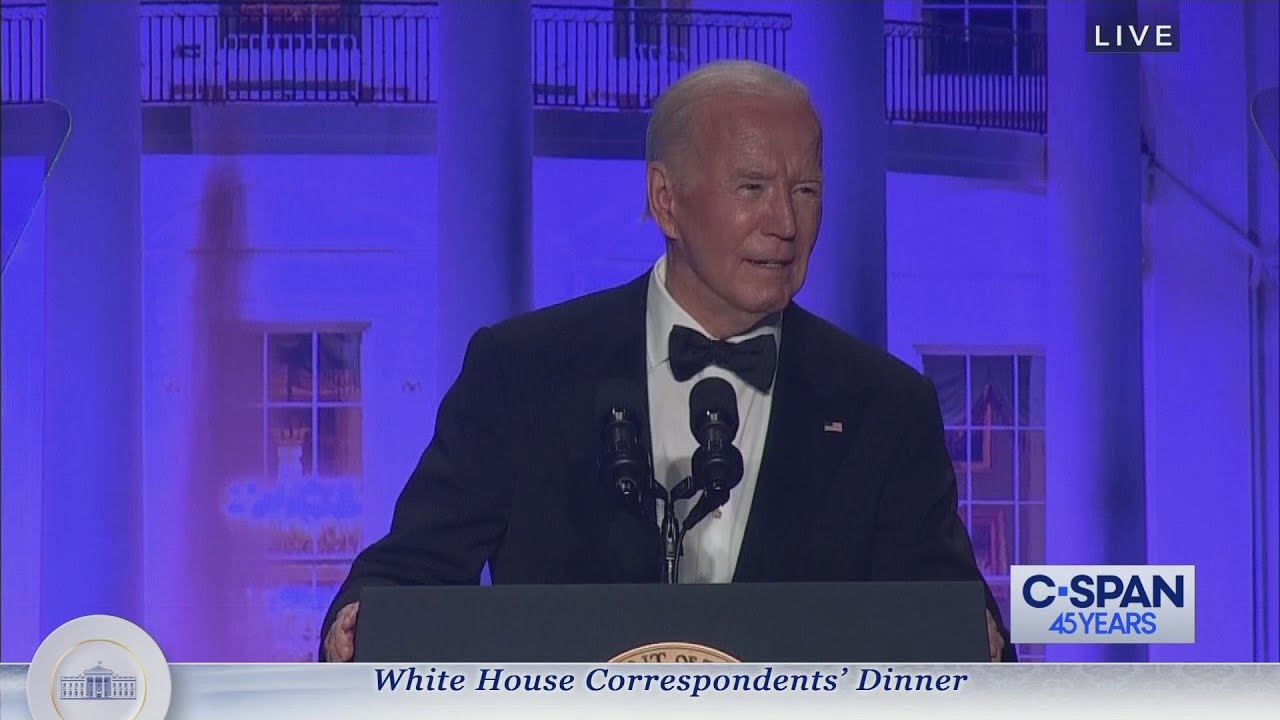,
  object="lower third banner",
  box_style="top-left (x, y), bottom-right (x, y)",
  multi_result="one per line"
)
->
top-left (2, 662), bottom-right (1277, 720)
